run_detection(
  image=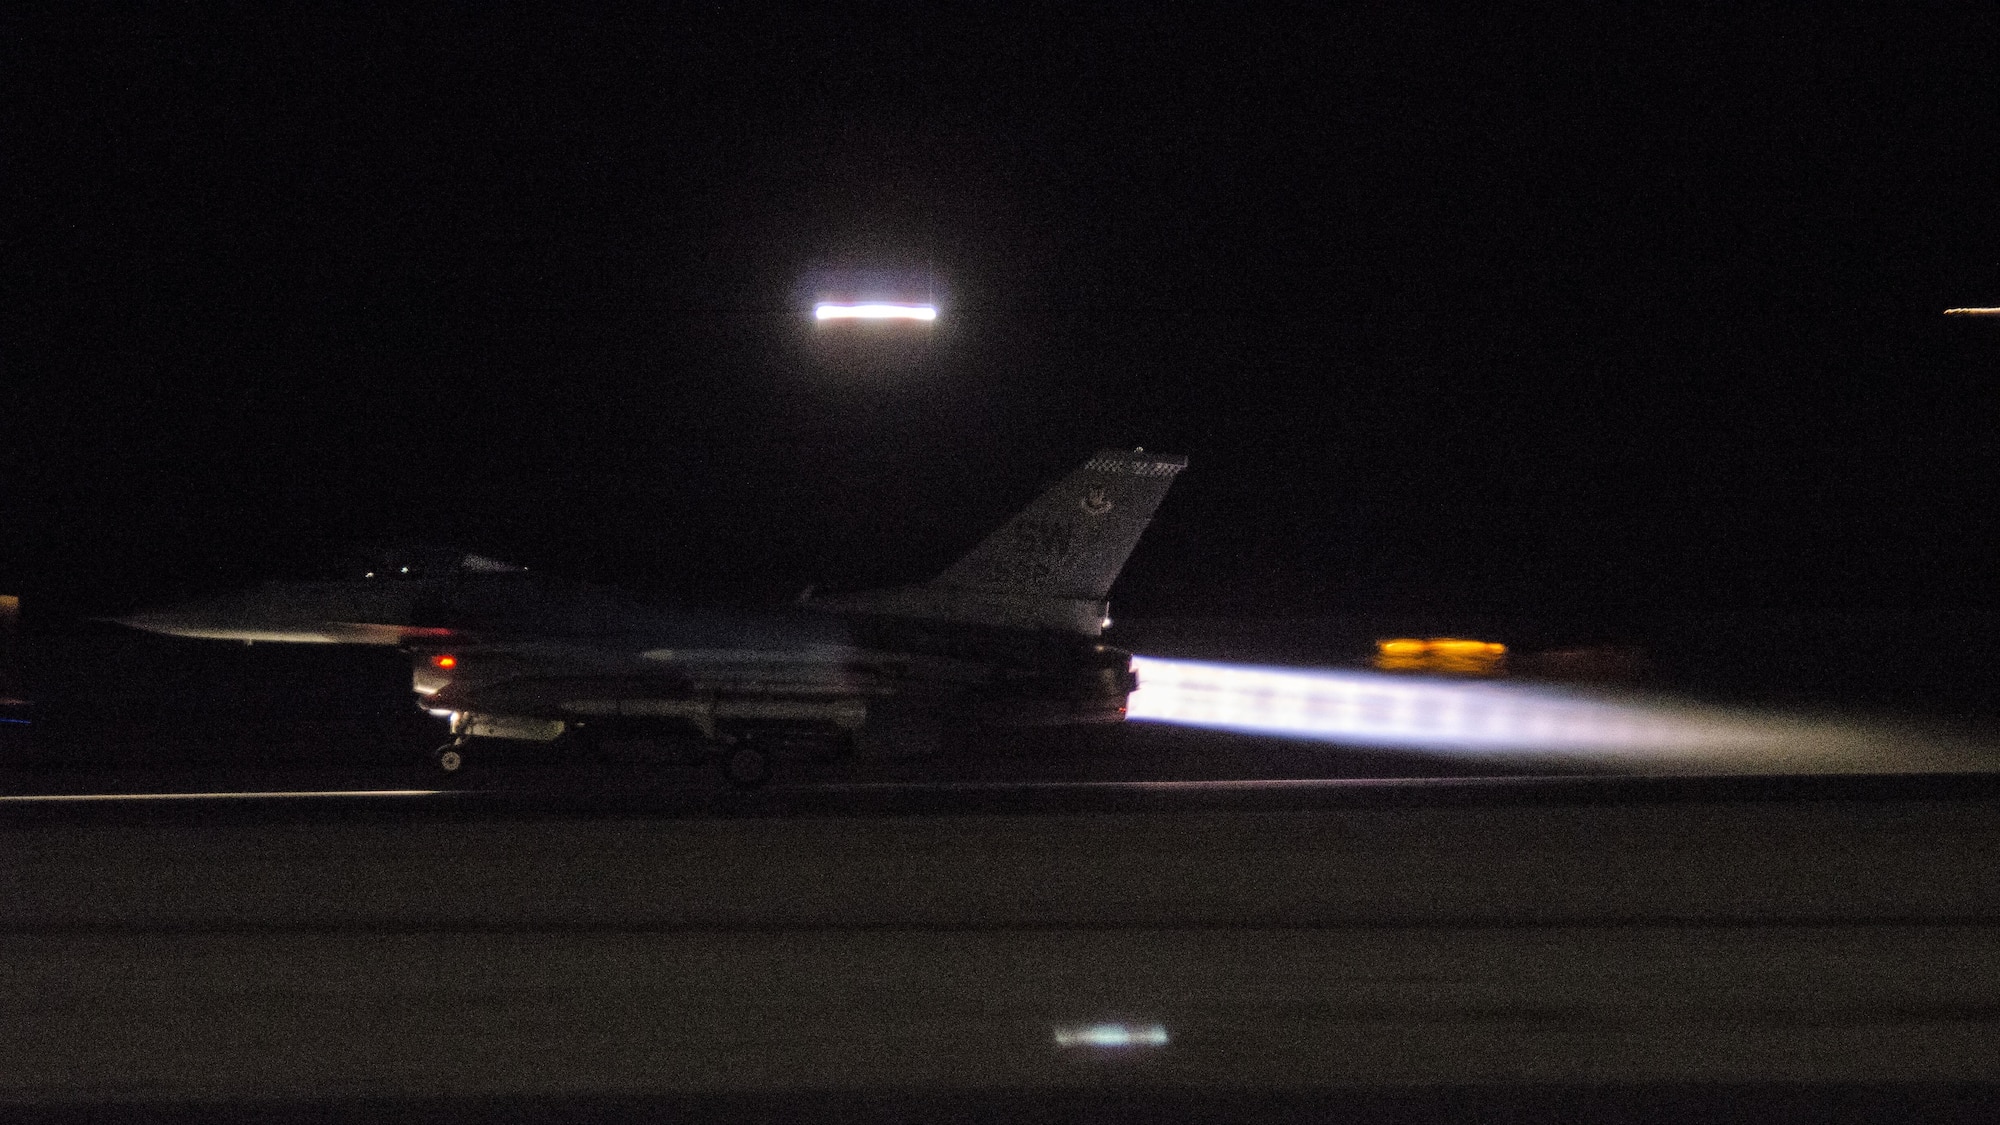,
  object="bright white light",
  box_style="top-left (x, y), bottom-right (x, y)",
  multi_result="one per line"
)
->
top-left (1053, 1022), bottom-right (1170, 1049)
top-left (1120, 655), bottom-right (1910, 769)
top-left (813, 303), bottom-right (937, 321)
